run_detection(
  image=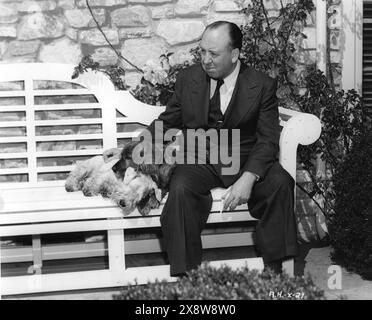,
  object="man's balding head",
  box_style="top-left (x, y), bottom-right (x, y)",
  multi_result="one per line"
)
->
top-left (204, 21), bottom-right (243, 50)
top-left (200, 21), bottom-right (241, 80)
